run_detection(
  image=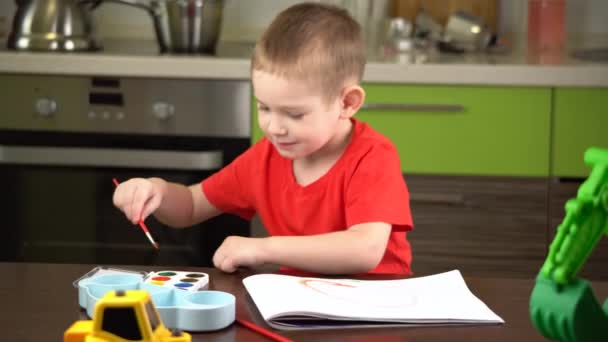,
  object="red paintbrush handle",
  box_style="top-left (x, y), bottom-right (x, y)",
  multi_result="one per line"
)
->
top-left (236, 319), bottom-right (292, 342)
